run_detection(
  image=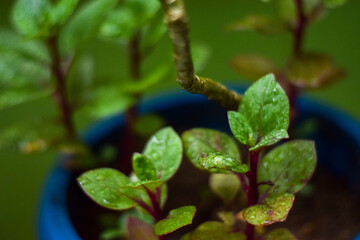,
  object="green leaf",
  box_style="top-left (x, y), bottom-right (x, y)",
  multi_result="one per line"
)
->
top-left (228, 15), bottom-right (287, 35)
top-left (243, 193), bottom-right (294, 226)
top-left (132, 153), bottom-right (157, 181)
top-left (12, 0), bottom-right (49, 38)
top-left (265, 228), bottom-right (297, 240)
top-left (228, 111), bottom-right (257, 147)
top-left (127, 217), bottom-right (158, 240)
top-left (324, 0), bottom-right (348, 8)
top-left (209, 173), bottom-right (241, 204)
top-left (230, 54), bottom-right (278, 80)
top-left (60, 0), bottom-right (118, 54)
top-left (143, 127), bottom-right (182, 181)
top-left (258, 140), bottom-right (317, 194)
top-left (217, 211), bottom-right (236, 227)
top-left (100, 0), bottom-right (160, 40)
top-left (49, 0), bottom-right (80, 27)
top-left (154, 206), bottom-right (196, 236)
top-left (192, 42), bottom-right (211, 73)
top-left (188, 221), bottom-right (246, 240)
top-left (77, 168), bottom-right (137, 210)
top-left (182, 128), bottom-right (241, 171)
top-left (199, 152), bottom-right (248, 173)
top-left (285, 52), bottom-right (345, 89)
top-left (237, 73), bottom-right (290, 150)
top-left (141, 10), bottom-right (166, 56)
